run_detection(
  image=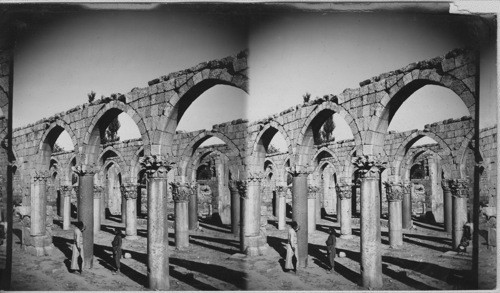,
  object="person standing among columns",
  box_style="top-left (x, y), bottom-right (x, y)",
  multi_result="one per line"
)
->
top-left (384, 181), bottom-right (403, 248)
top-left (140, 155), bottom-right (173, 290)
top-left (335, 180), bottom-right (353, 239)
top-left (120, 183), bottom-right (139, 240)
top-left (353, 155), bottom-right (386, 290)
top-left (284, 220), bottom-right (299, 273)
